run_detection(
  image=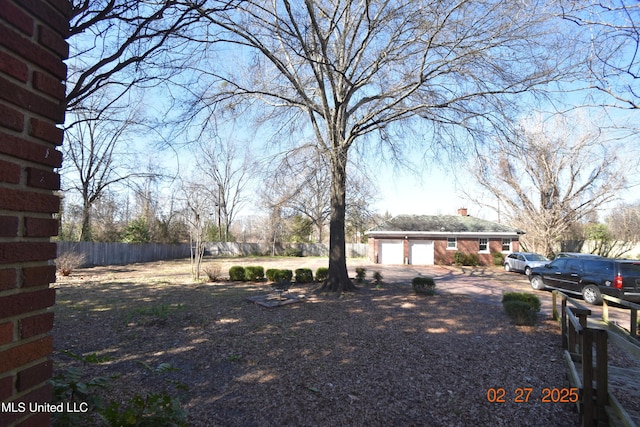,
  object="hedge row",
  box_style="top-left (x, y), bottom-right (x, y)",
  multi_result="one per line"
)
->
top-left (502, 292), bottom-right (541, 326)
top-left (228, 266), bottom-right (329, 283)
